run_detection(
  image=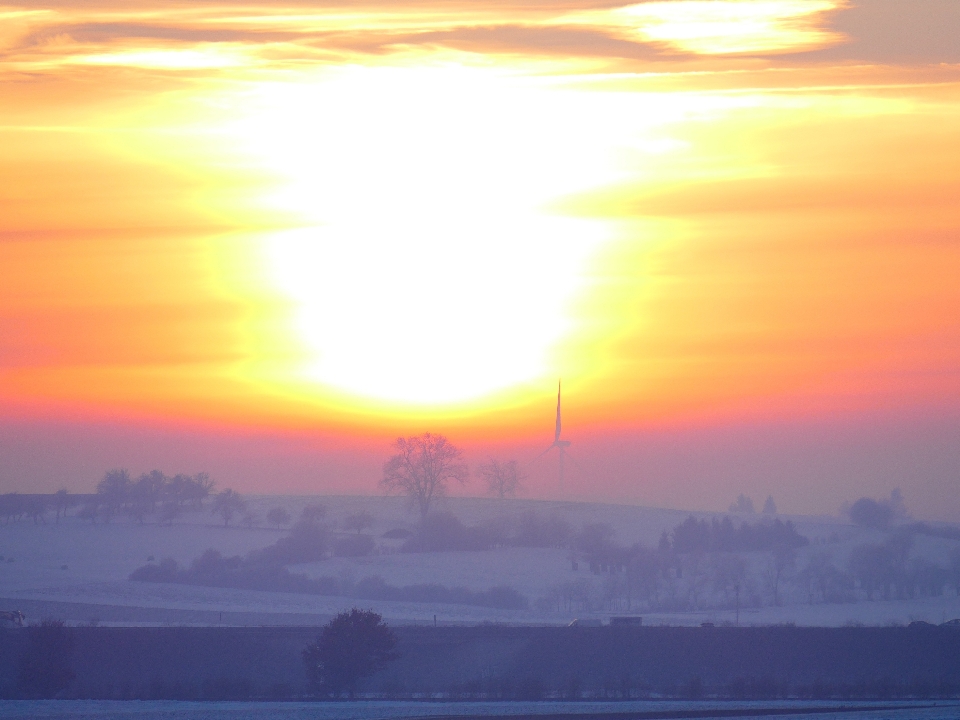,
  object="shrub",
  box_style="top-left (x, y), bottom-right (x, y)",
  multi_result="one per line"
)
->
top-left (249, 521), bottom-right (328, 565)
top-left (302, 609), bottom-right (398, 696)
top-left (401, 512), bottom-right (494, 552)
